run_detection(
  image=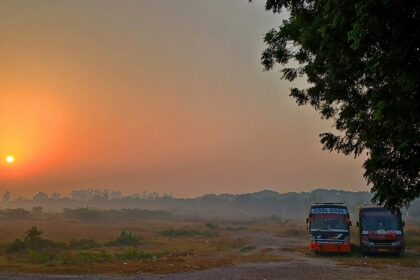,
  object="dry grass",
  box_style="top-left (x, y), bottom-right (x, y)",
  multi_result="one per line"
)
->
top-left (0, 218), bottom-right (418, 274)
top-left (0, 251), bottom-right (286, 275)
top-left (0, 218), bottom-right (286, 275)
top-left (0, 219), bottom-right (202, 242)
